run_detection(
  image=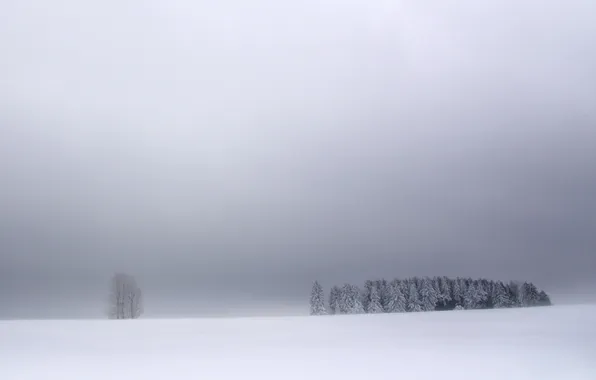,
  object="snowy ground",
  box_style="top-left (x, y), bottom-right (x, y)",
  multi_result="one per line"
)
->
top-left (1, 304), bottom-right (594, 379)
